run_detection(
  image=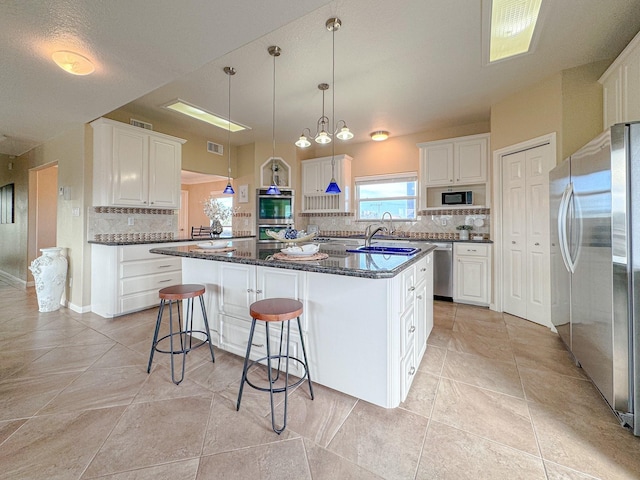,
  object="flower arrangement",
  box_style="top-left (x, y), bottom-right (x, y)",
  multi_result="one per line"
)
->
top-left (456, 224), bottom-right (474, 231)
top-left (203, 197), bottom-right (235, 224)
